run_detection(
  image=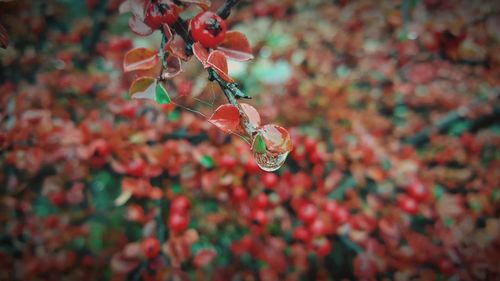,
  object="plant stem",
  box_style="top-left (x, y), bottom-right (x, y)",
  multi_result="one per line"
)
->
top-left (217, 0), bottom-right (242, 19)
top-left (165, 0), bottom-right (255, 138)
